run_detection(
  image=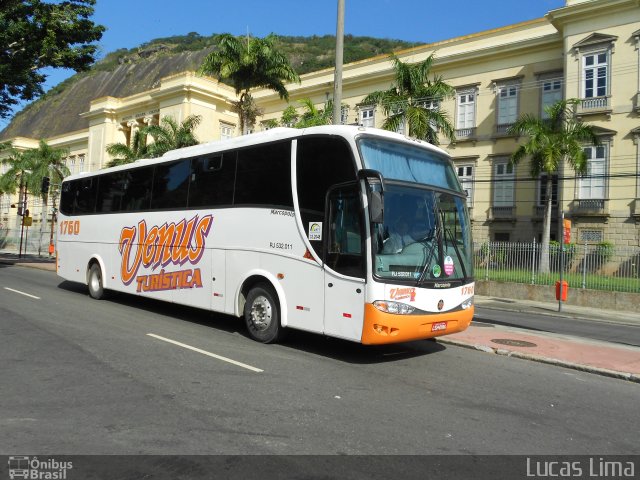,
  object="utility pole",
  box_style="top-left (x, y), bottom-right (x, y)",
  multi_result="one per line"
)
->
top-left (332, 0), bottom-right (345, 125)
